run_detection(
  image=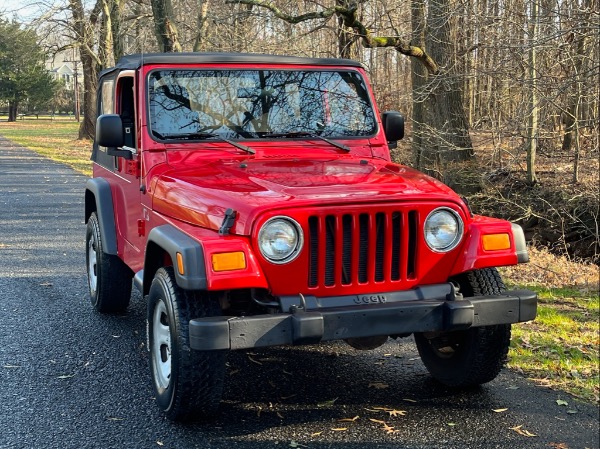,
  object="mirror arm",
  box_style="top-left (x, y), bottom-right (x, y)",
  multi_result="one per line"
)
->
top-left (107, 146), bottom-right (135, 160)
